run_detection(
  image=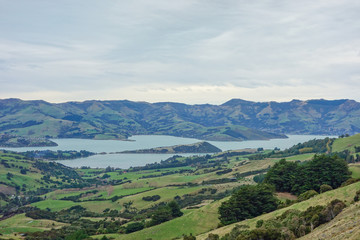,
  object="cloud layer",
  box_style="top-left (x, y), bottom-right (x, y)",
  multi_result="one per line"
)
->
top-left (1, 0), bottom-right (359, 104)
